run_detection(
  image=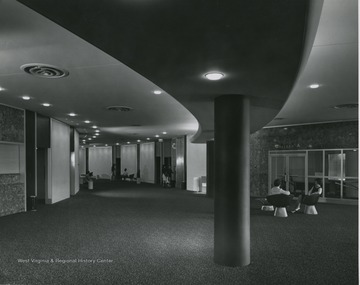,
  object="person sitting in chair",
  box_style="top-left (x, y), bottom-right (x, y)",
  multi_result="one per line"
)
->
top-left (269, 179), bottom-right (290, 196)
top-left (292, 178), bottom-right (322, 213)
top-left (121, 168), bottom-right (128, 181)
top-left (85, 171), bottom-right (94, 183)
